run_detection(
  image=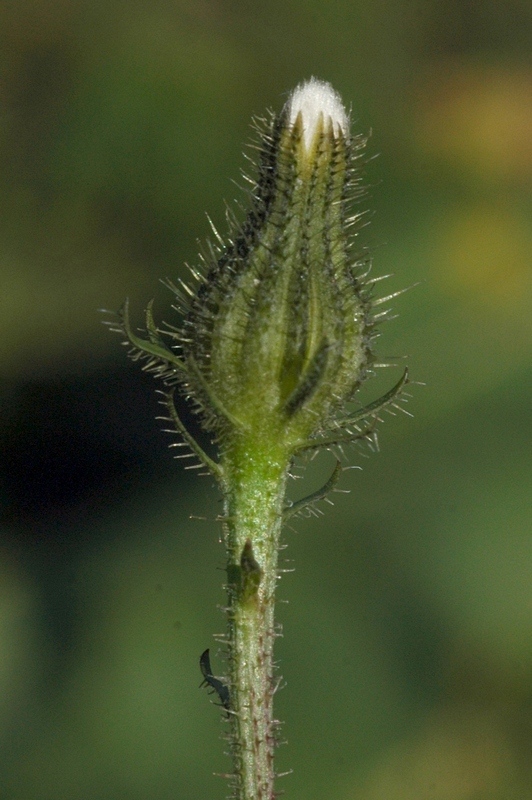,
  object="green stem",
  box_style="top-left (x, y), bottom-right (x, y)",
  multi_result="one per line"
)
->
top-left (221, 436), bottom-right (289, 800)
